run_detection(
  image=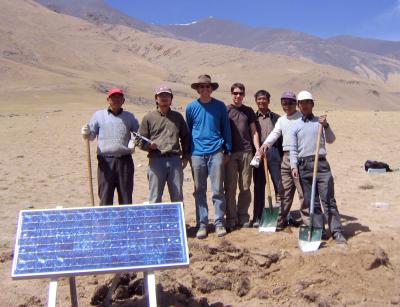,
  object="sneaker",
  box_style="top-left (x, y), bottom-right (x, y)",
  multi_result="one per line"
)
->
top-left (333, 232), bottom-right (347, 244)
top-left (253, 220), bottom-right (260, 228)
top-left (196, 227), bottom-right (207, 239)
top-left (215, 226), bottom-right (227, 237)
